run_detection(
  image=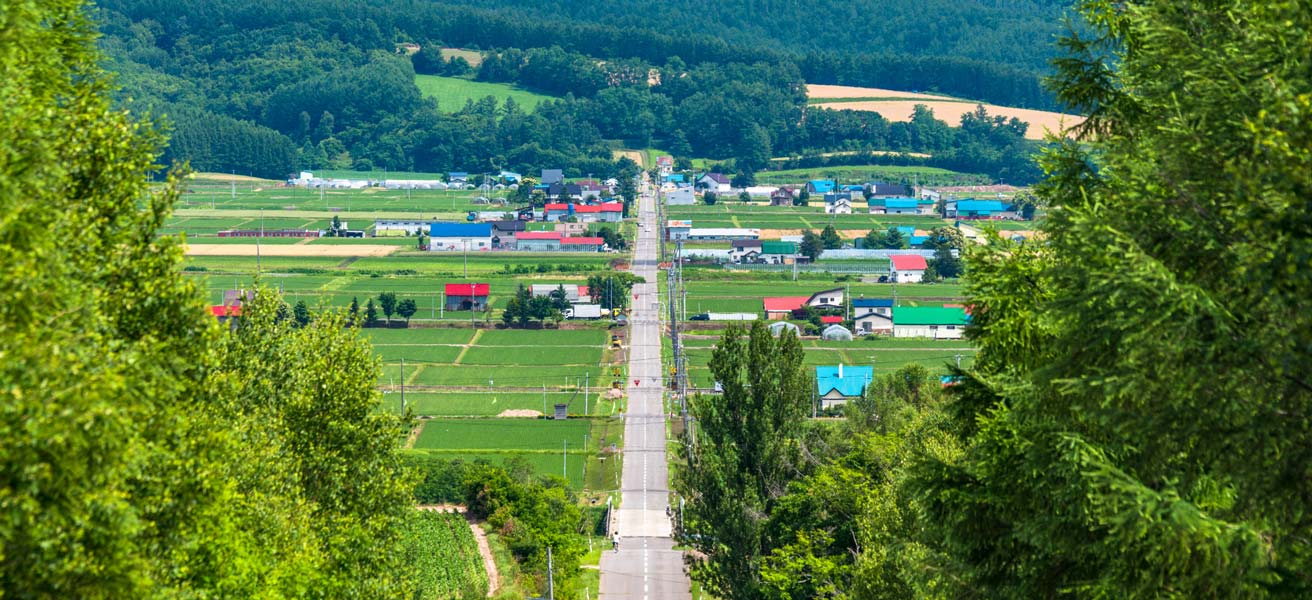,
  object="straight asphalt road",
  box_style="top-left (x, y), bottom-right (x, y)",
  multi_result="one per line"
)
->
top-left (599, 182), bottom-right (691, 599)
